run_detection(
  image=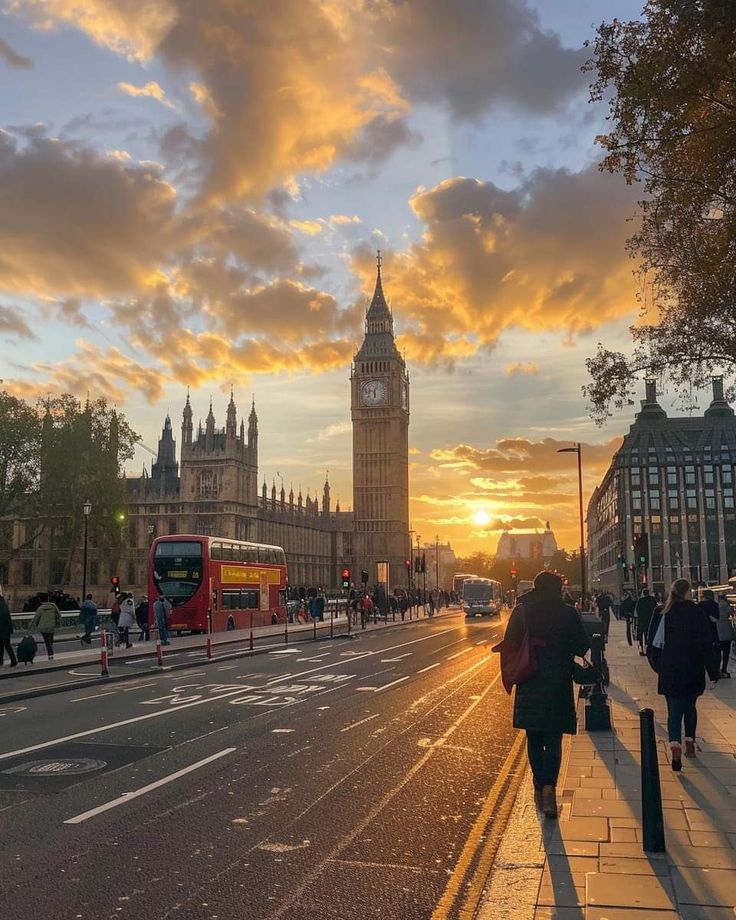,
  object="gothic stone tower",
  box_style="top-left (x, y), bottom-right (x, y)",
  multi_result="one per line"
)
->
top-left (351, 254), bottom-right (410, 587)
top-left (179, 390), bottom-right (259, 539)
